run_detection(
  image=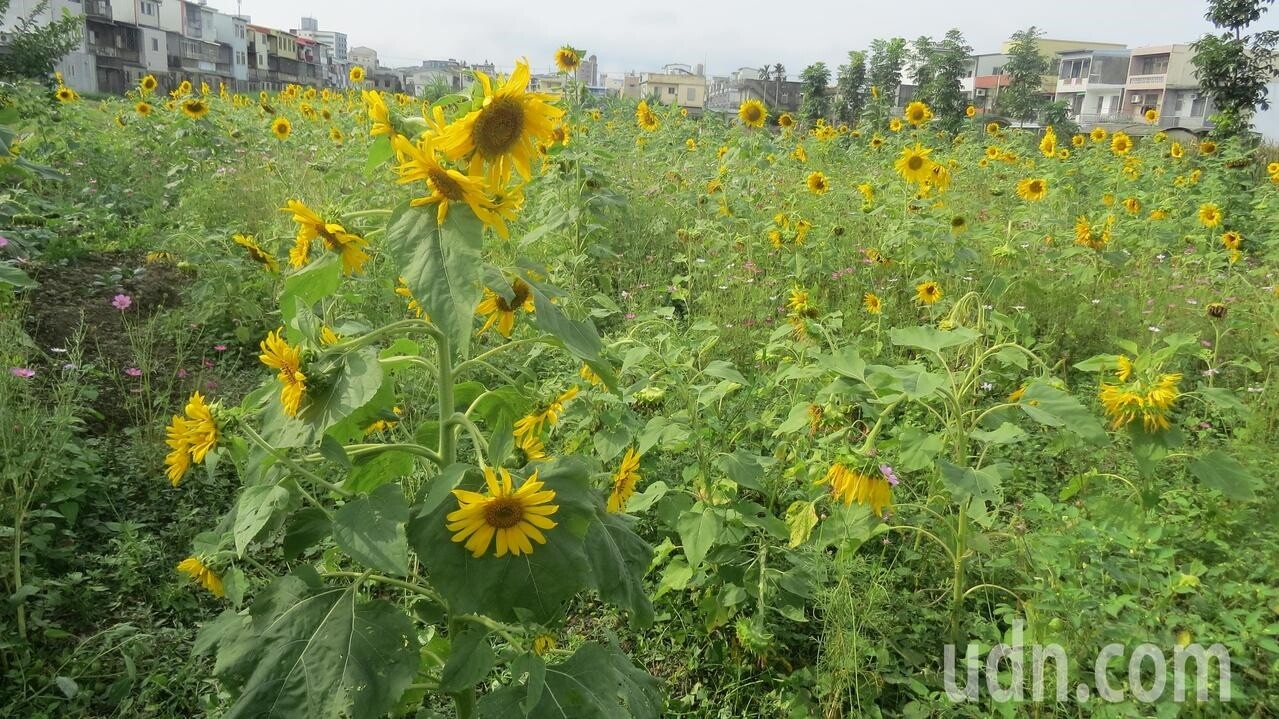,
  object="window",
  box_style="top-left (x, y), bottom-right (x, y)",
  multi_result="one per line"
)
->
top-left (152, 38), bottom-right (159, 51)
top-left (1141, 56), bottom-right (1169, 75)
top-left (1174, 94), bottom-right (1185, 113)
top-left (142, 2), bottom-right (155, 15)
top-left (686, 87), bottom-right (695, 101)
top-left (1095, 94), bottom-right (1103, 113)
top-left (667, 86), bottom-right (675, 95)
